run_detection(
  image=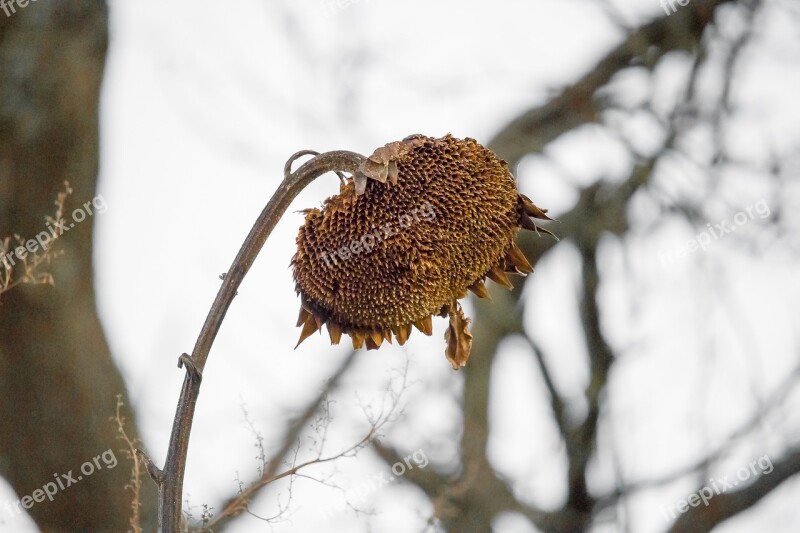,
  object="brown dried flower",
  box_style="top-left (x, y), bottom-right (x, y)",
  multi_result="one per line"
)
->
top-left (291, 134), bottom-right (553, 369)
